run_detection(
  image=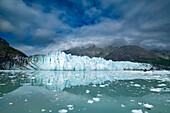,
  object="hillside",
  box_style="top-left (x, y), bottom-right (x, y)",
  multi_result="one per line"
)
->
top-left (0, 37), bottom-right (27, 64)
